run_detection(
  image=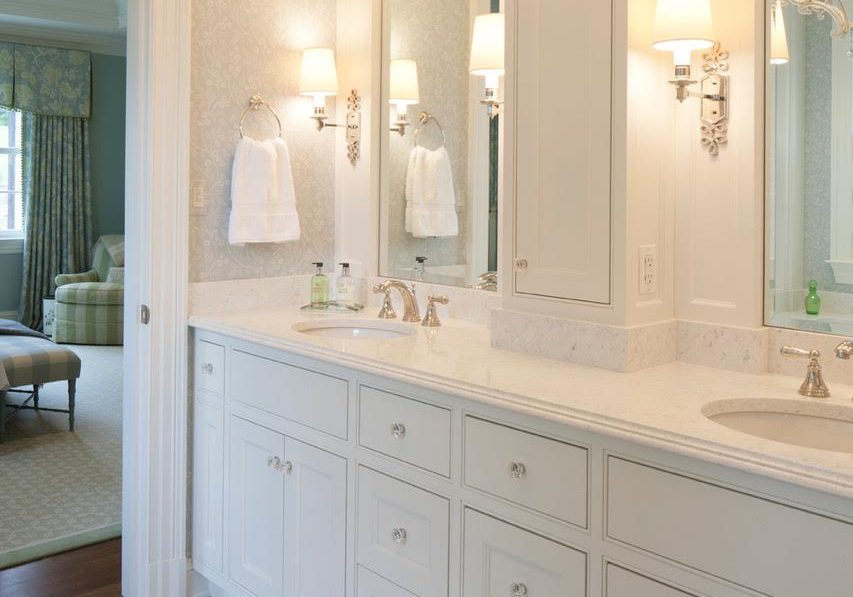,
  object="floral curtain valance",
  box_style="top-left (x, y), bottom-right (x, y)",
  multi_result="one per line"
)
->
top-left (0, 43), bottom-right (91, 118)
